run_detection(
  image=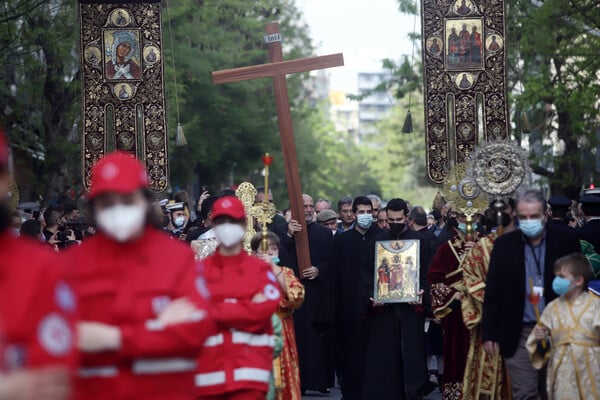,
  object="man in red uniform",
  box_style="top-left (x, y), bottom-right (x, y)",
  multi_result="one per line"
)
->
top-left (65, 152), bottom-right (215, 400)
top-left (0, 126), bottom-right (75, 400)
top-left (195, 196), bottom-right (281, 400)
